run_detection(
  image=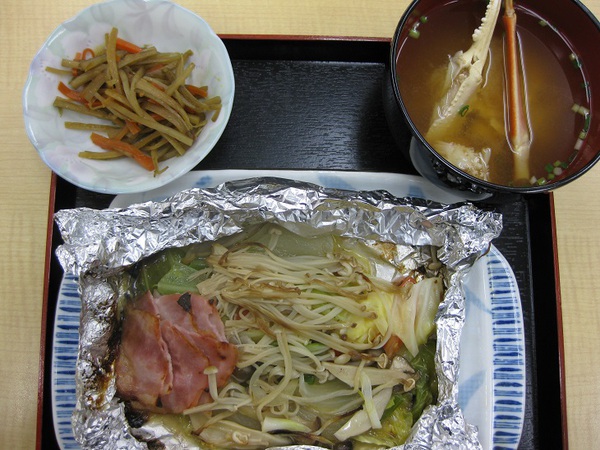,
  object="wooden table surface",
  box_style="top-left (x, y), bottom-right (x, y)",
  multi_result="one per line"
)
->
top-left (2, 0), bottom-right (599, 448)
